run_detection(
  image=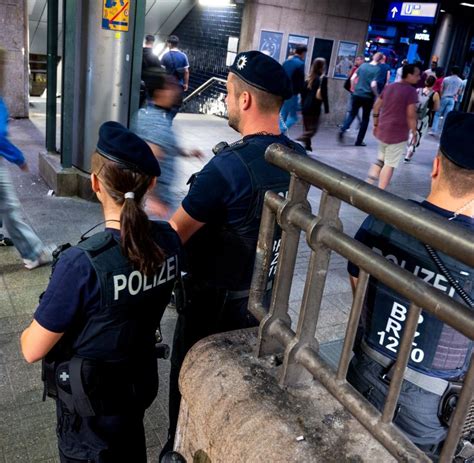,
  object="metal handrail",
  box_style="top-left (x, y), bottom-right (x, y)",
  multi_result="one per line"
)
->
top-left (182, 77), bottom-right (226, 104)
top-left (248, 143), bottom-right (474, 463)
